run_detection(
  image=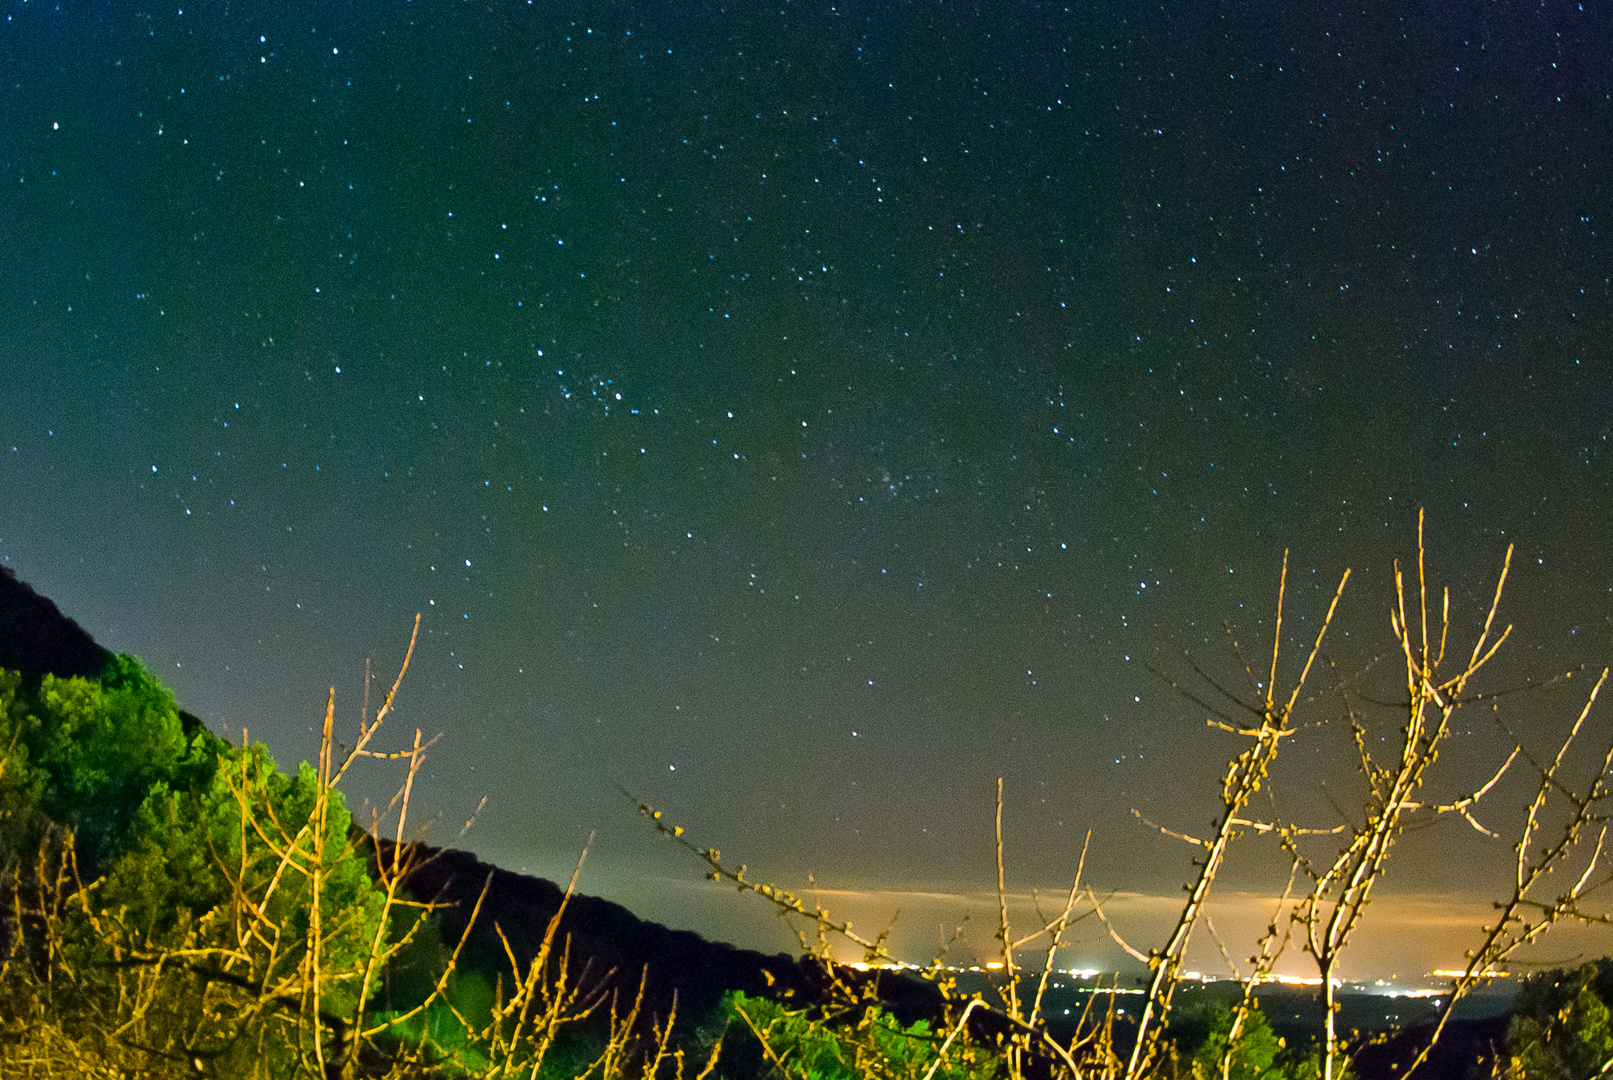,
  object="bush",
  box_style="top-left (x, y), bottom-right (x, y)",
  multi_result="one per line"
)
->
top-left (721, 989), bottom-right (1003, 1080)
top-left (0, 635), bottom-right (710, 1079)
top-left (1504, 963), bottom-right (1613, 1080)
